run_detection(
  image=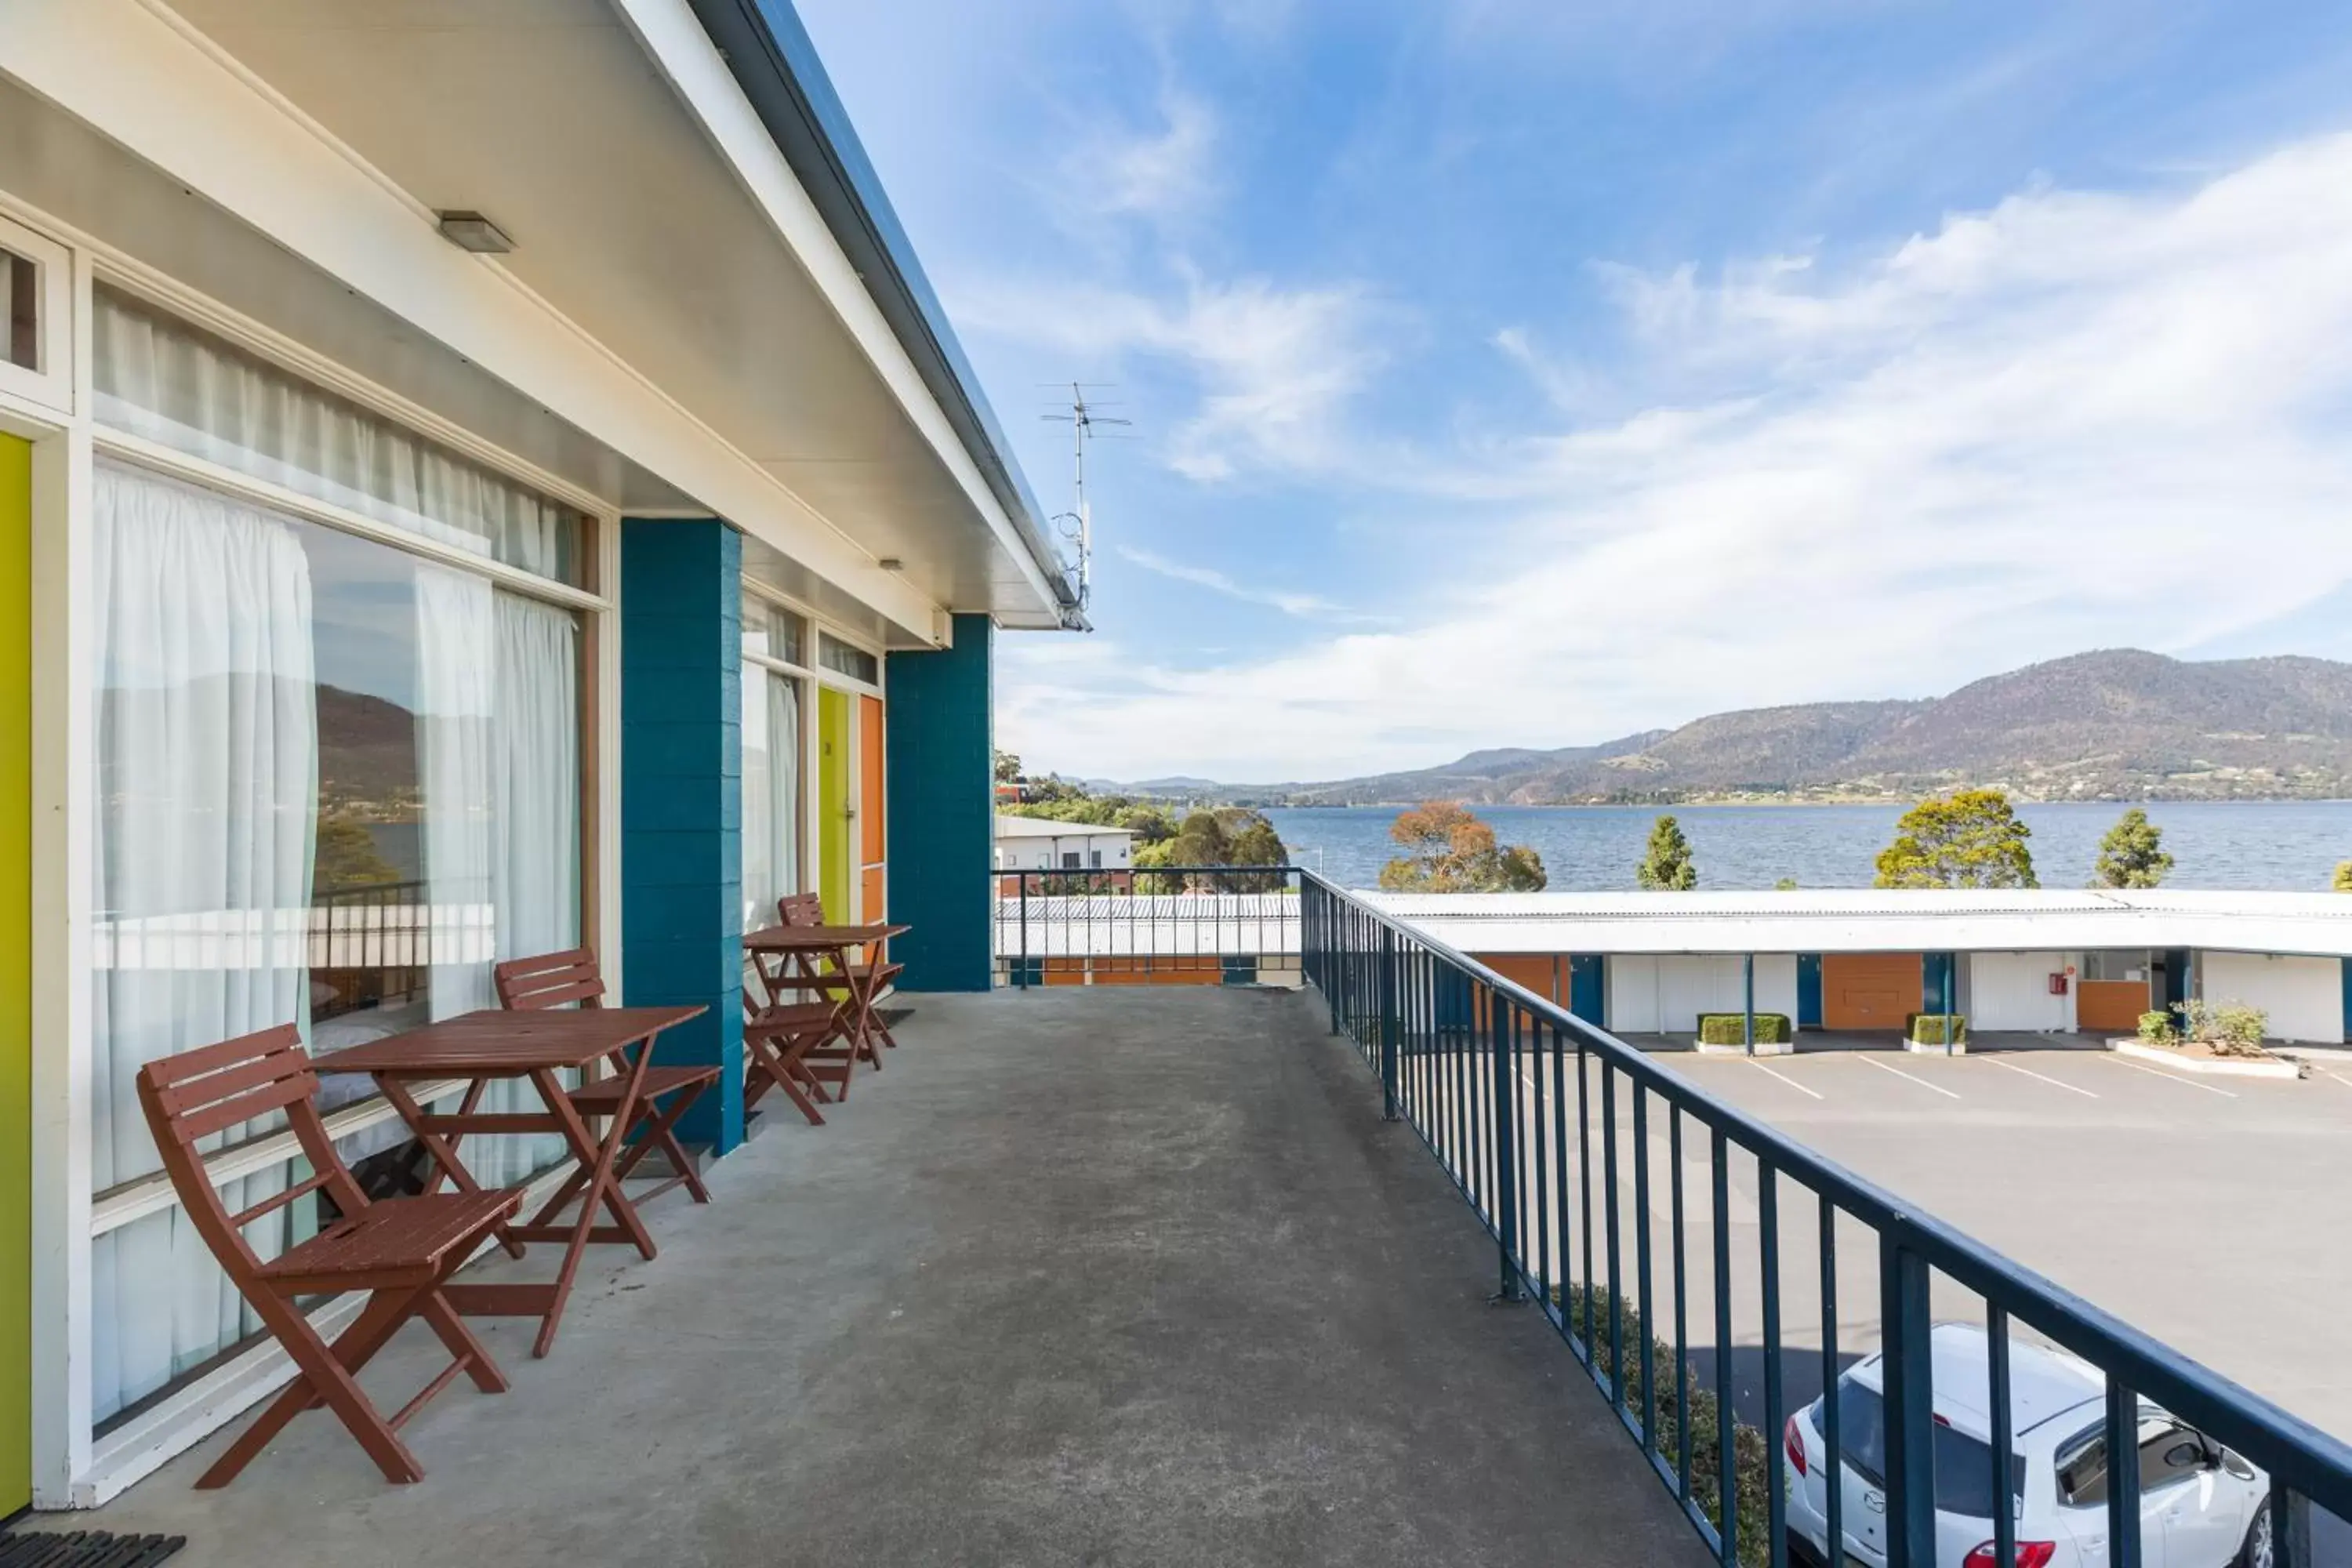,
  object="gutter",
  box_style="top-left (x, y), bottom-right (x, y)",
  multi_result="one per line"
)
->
top-left (686, 0), bottom-right (1087, 628)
